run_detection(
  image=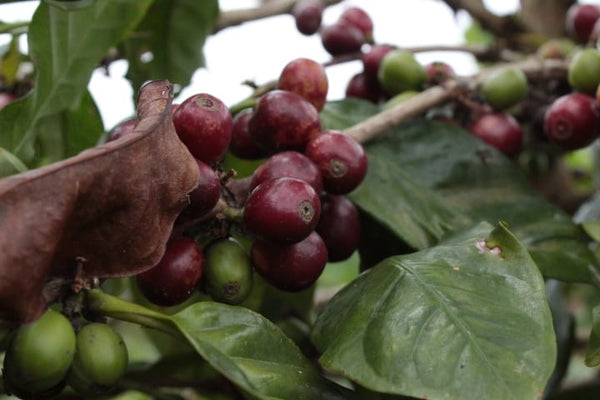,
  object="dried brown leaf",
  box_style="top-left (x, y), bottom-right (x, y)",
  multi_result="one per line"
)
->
top-left (0, 80), bottom-right (199, 323)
